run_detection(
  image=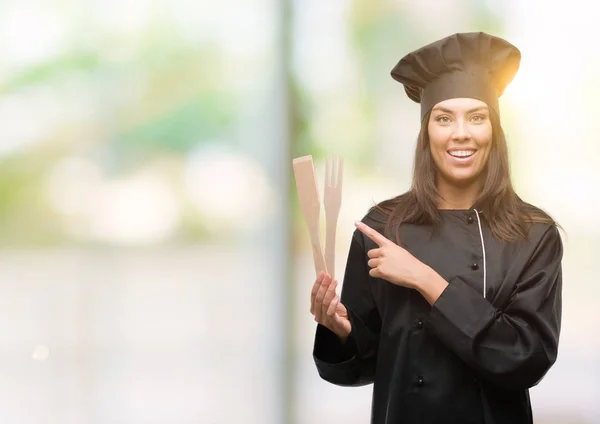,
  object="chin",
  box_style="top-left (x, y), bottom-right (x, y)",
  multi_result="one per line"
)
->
top-left (444, 170), bottom-right (483, 187)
